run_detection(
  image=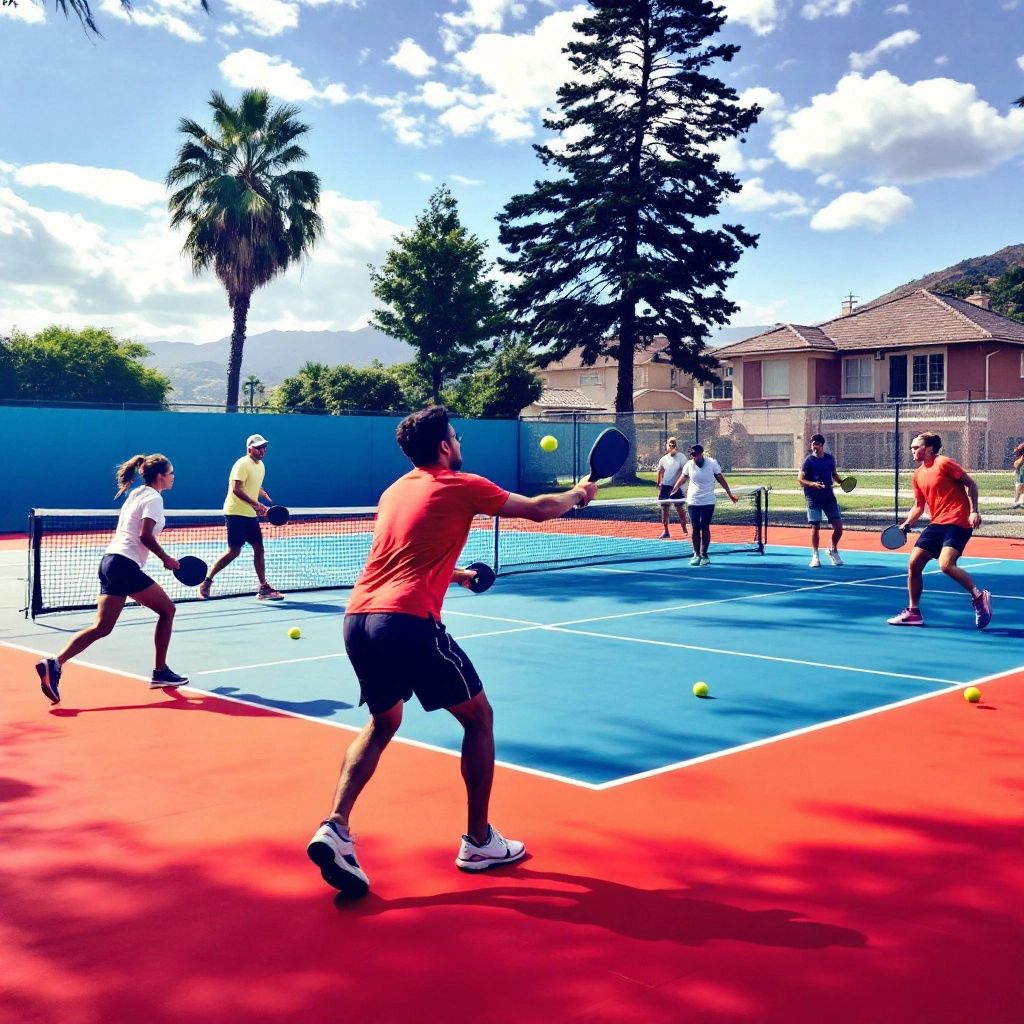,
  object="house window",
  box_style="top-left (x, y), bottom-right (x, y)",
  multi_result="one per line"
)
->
top-left (633, 368), bottom-right (649, 387)
top-left (761, 360), bottom-right (789, 398)
top-left (911, 353), bottom-right (944, 395)
top-left (1020, 353), bottom-right (1024, 379)
top-left (579, 373), bottom-right (600, 386)
top-left (842, 356), bottom-right (873, 397)
top-left (703, 367), bottom-right (734, 400)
